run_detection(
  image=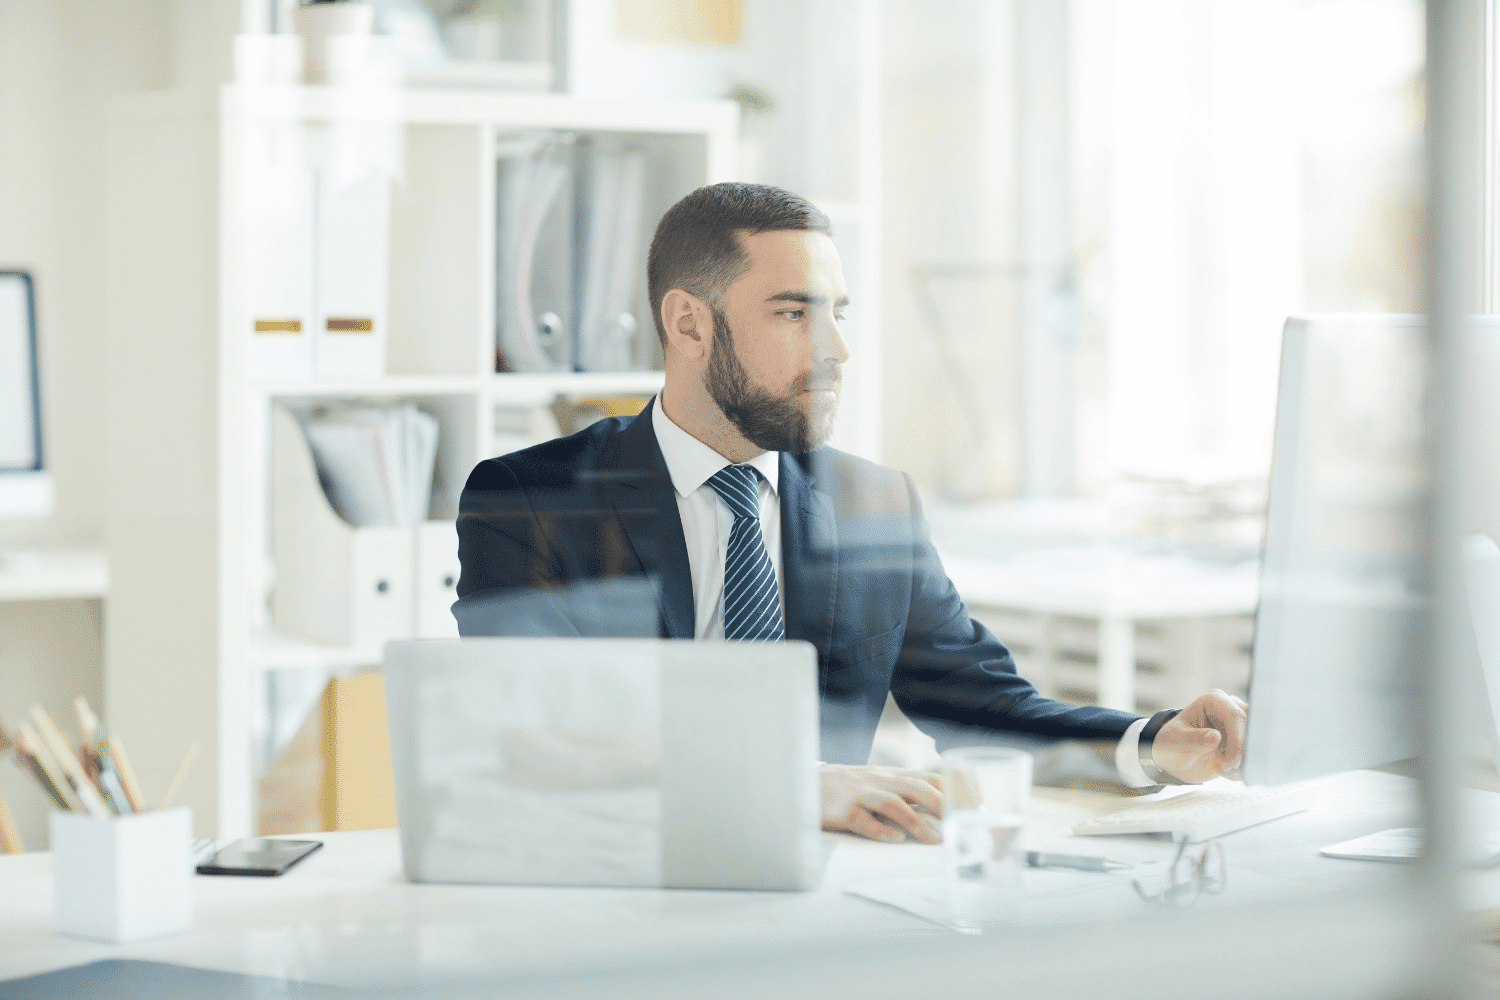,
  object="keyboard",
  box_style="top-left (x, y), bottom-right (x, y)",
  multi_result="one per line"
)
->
top-left (1071, 782), bottom-right (1314, 843)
